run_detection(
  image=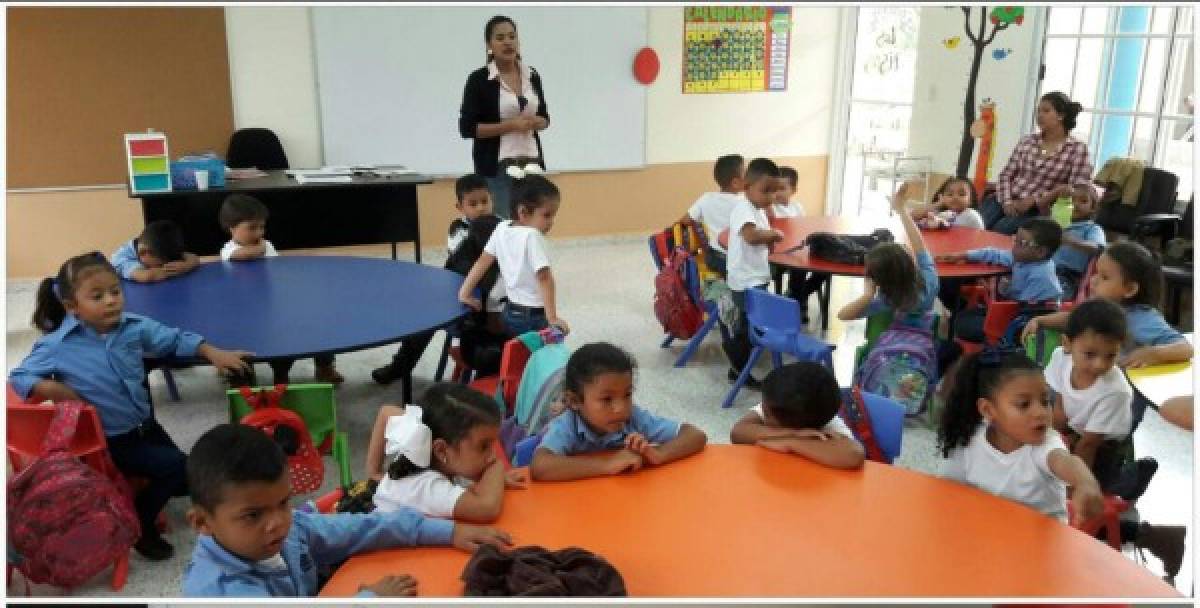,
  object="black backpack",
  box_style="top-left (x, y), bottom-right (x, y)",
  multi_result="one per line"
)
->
top-left (802, 228), bottom-right (895, 265)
